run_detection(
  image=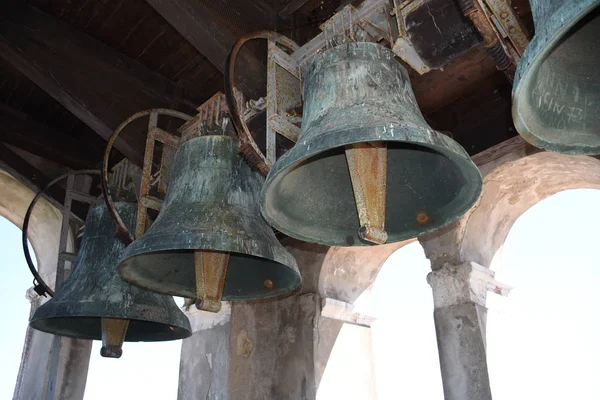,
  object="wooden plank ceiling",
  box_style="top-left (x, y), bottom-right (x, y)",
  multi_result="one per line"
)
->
top-left (0, 0), bottom-right (533, 208)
